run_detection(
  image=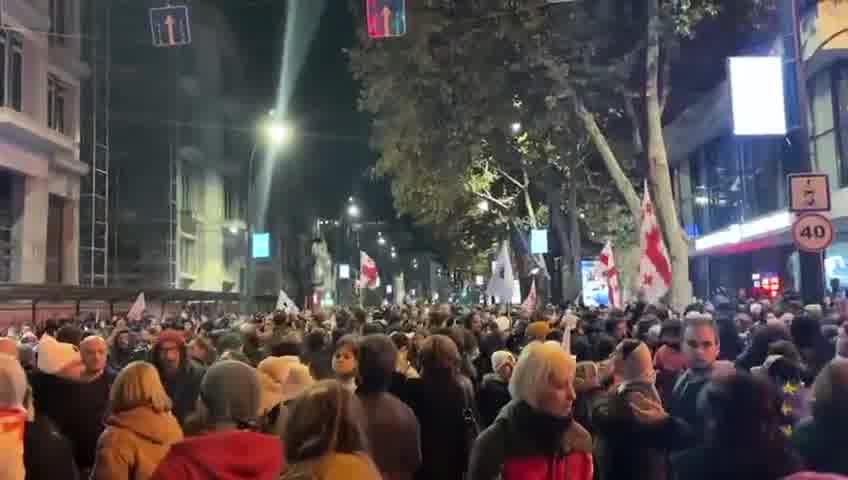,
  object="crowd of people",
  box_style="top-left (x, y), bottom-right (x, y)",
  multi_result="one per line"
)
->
top-left (1, 291), bottom-right (848, 480)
